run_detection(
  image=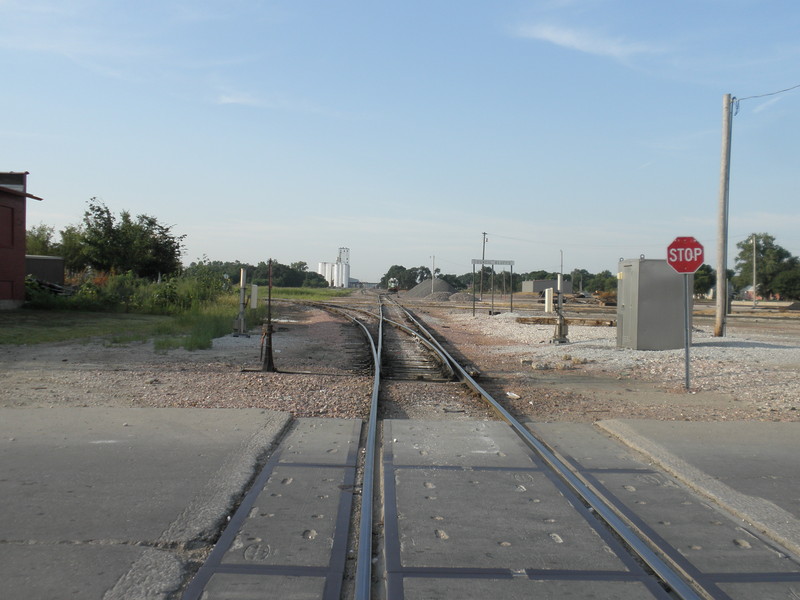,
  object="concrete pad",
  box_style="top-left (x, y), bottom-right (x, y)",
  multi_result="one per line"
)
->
top-left (718, 581), bottom-right (800, 600)
top-left (393, 467), bottom-right (624, 571)
top-left (222, 465), bottom-right (351, 567)
top-left (387, 420), bottom-right (536, 468)
top-left (201, 572), bottom-right (326, 599)
top-left (0, 408), bottom-right (291, 599)
top-left (181, 418), bottom-right (361, 600)
top-left (0, 545), bottom-right (176, 599)
top-left (383, 419), bottom-right (657, 600)
top-left (403, 577), bottom-right (663, 600)
top-left (528, 421), bottom-right (800, 599)
top-left (595, 420), bottom-right (800, 558)
top-left (278, 418), bottom-right (362, 466)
